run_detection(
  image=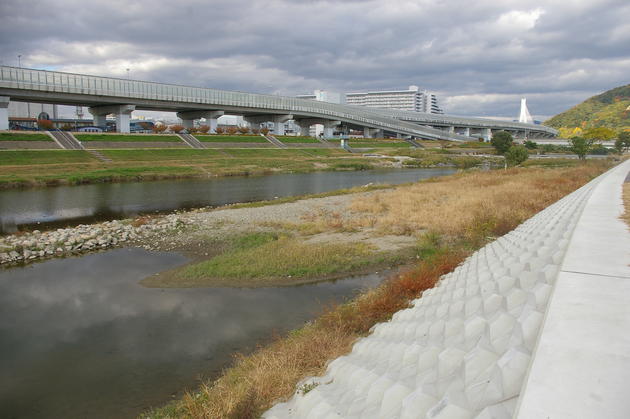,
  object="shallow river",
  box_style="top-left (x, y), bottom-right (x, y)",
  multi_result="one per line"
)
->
top-left (0, 248), bottom-right (387, 418)
top-left (0, 168), bottom-right (455, 233)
